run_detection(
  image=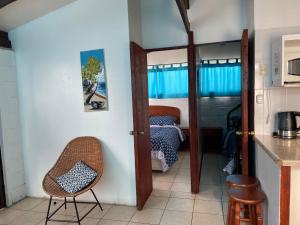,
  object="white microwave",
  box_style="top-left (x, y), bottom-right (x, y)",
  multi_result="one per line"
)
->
top-left (272, 34), bottom-right (300, 86)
